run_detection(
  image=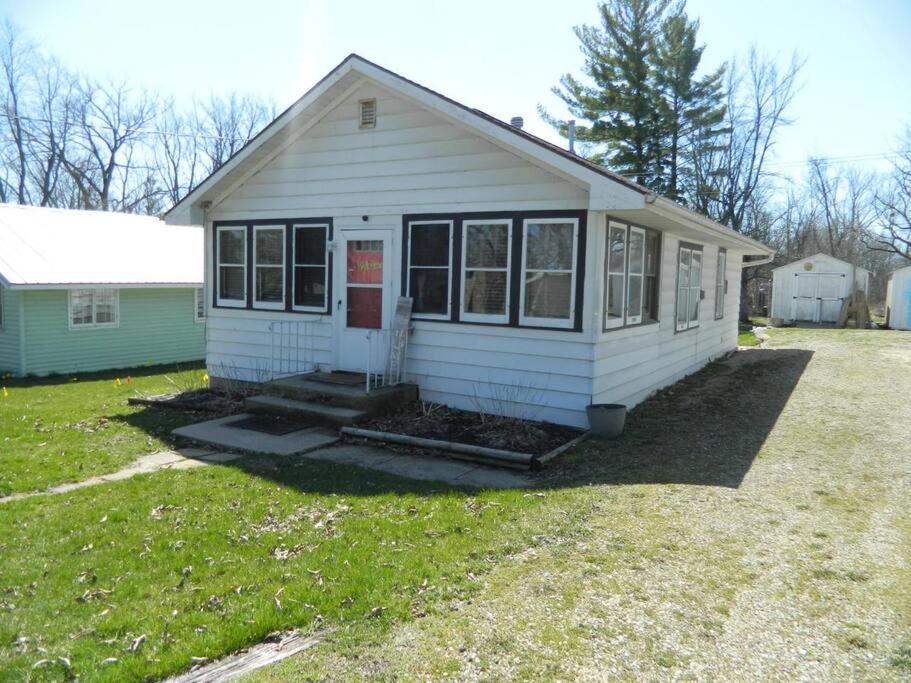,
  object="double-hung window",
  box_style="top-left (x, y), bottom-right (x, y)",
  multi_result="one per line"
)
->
top-left (70, 289), bottom-right (118, 329)
top-left (195, 287), bottom-right (206, 321)
top-left (293, 224), bottom-right (329, 311)
top-left (676, 243), bottom-right (703, 331)
top-left (407, 220), bottom-right (452, 319)
top-left (520, 218), bottom-right (578, 328)
top-left (216, 226), bottom-right (247, 307)
top-left (253, 225), bottom-right (285, 309)
top-left (714, 248), bottom-right (727, 319)
top-left (603, 221), bottom-right (660, 330)
top-left (461, 219), bottom-right (511, 323)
